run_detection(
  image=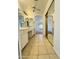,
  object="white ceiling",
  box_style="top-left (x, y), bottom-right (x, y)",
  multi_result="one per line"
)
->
top-left (18, 0), bottom-right (53, 18)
